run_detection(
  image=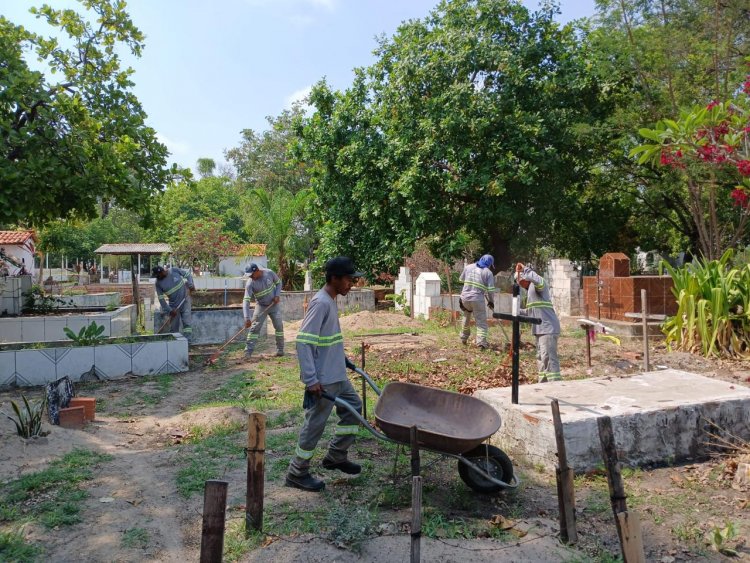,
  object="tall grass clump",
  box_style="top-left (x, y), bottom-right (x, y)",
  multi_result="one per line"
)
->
top-left (662, 250), bottom-right (750, 358)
